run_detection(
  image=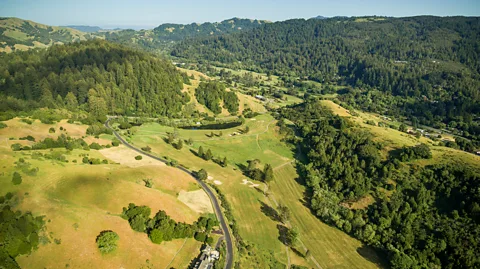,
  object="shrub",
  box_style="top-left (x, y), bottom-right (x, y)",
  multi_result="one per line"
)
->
top-left (195, 169), bottom-right (208, 181)
top-left (49, 127), bottom-right (55, 133)
top-left (96, 230), bottom-right (119, 254)
top-left (20, 118), bottom-right (33, 125)
top-left (89, 142), bottom-right (102, 150)
top-left (111, 140), bottom-right (120, 147)
top-left (11, 143), bottom-right (23, 151)
top-left (0, 122), bottom-right (7, 129)
top-left (12, 172), bottom-right (22, 185)
top-left (194, 232), bottom-right (207, 242)
top-left (19, 135), bottom-right (35, 142)
top-left (143, 179), bottom-right (153, 188)
top-left (141, 146), bottom-right (151, 152)
top-left (135, 155), bottom-right (143, 160)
